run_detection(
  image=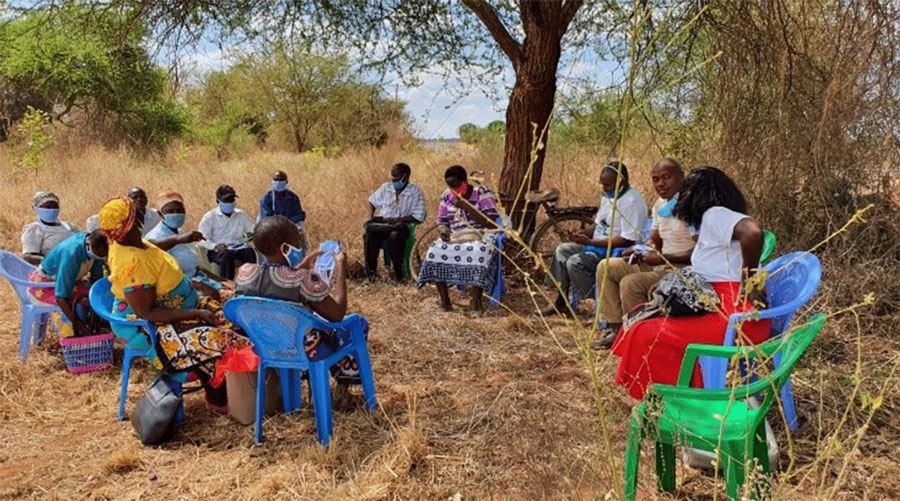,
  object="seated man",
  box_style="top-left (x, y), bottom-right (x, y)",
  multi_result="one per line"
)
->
top-left (145, 190), bottom-right (230, 298)
top-left (364, 162), bottom-right (426, 282)
top-left (85, 186), bottom-right (160, 236)
top-left (594, 158), bottom-right (695, 348)
top-left (22, 191), bottom-right (78, 265)
top-left (541, 162), bottom-right (648, 316)
top-left (27, 230), bottom-right (108, 337)
top-left (198, 184), bottom-right (256, 280)
top-left (258, 170), bottom-right (306, 228)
